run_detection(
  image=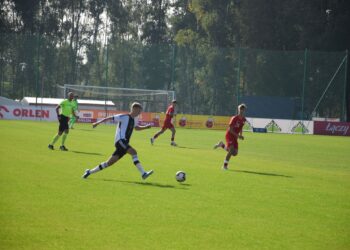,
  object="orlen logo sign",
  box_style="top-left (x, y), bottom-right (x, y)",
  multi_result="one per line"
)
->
top-left (0, 105), bottom-right (50, 119)
top-left (314, 121), bottom-right (350, 136)
top-left (0, 106), bottom-right (9, 118)
top-left (13, 108), bottom-right (50, 118)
